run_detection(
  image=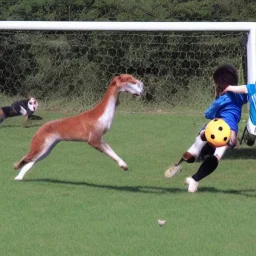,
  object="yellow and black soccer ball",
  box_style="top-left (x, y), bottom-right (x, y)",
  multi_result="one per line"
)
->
top-left (205, 118), bottom-right (231, 147)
